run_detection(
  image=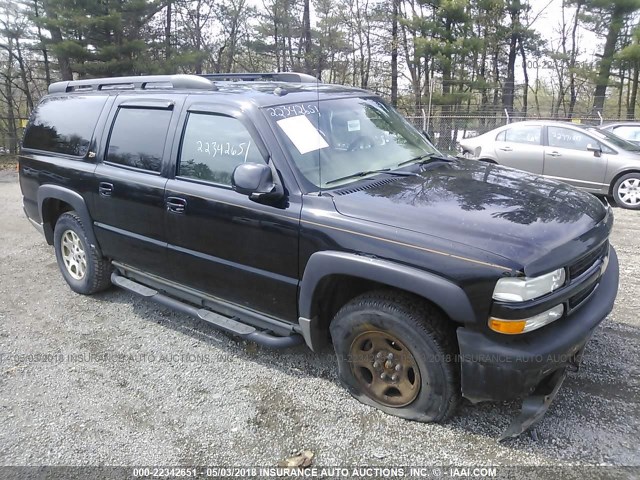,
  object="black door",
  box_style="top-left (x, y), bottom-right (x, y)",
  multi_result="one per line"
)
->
top-left (92, 96), bottom-right (181, 277)
top-left (164, 105), bottom-right (301, 321)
